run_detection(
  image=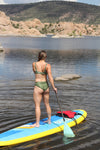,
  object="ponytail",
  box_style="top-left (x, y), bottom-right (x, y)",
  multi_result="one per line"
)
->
top-left (38, 50), bottom-right (47, 61)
